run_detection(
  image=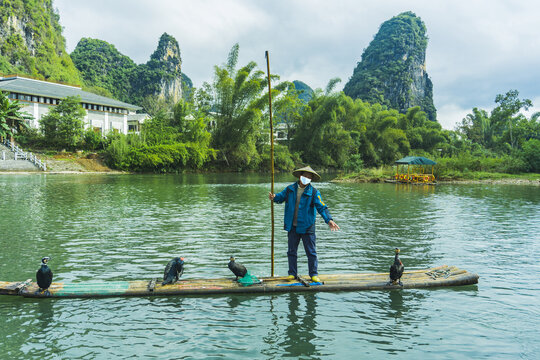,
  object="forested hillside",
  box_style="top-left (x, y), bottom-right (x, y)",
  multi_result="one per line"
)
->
top-left (70, 38), bottom-right (137, 102)
top-left (344, 11), bottom-right (436, 121)
top-left (292, 80), bottom-right (313, 103)
top-left (0, 0), bottom-right (81, 84)
top-left (71, 33), bottom-right (192, 109)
